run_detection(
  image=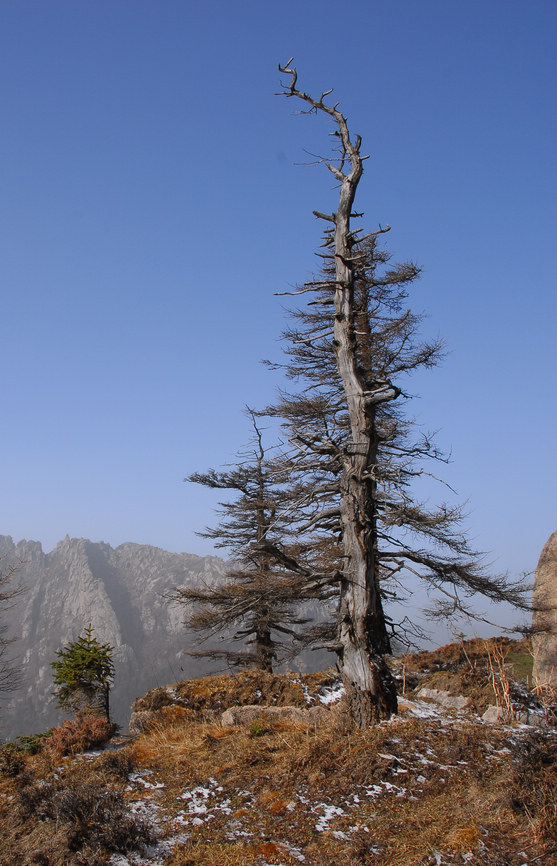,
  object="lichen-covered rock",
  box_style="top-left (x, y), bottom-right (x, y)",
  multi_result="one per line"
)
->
top-left (482, 705), bottom-right (506, 724)
top-left (416, 687), bottom-right (472, 711)
top-left (128, 710), bottom-right (158, 735)
top-left (532, 531), bottom-right (557, 688)
top-left (221, 704), bottom-right (329, 727)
